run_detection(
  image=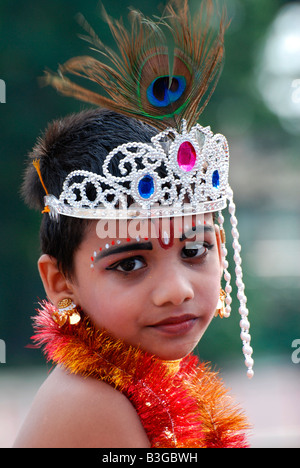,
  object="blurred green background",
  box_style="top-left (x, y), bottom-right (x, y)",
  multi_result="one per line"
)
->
top-left (0, 0), bottom-right (299, 376)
